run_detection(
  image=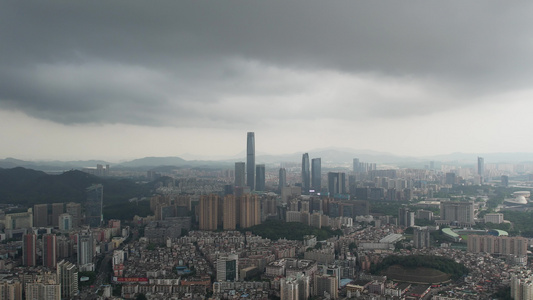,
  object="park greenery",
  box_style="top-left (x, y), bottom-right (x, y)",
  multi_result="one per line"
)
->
top-left (244, 220), bottom-right (342, 241)
top-left (370, 255), bottom-right (468, 280)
